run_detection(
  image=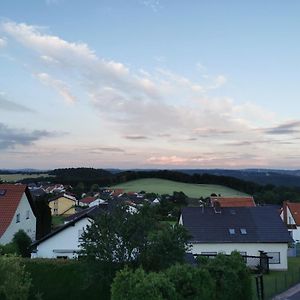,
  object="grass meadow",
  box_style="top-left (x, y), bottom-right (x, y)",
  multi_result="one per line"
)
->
top-left (111, 178), bottom-right (248, 198)
top-left (0, 173), bottom-right (52, 182)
